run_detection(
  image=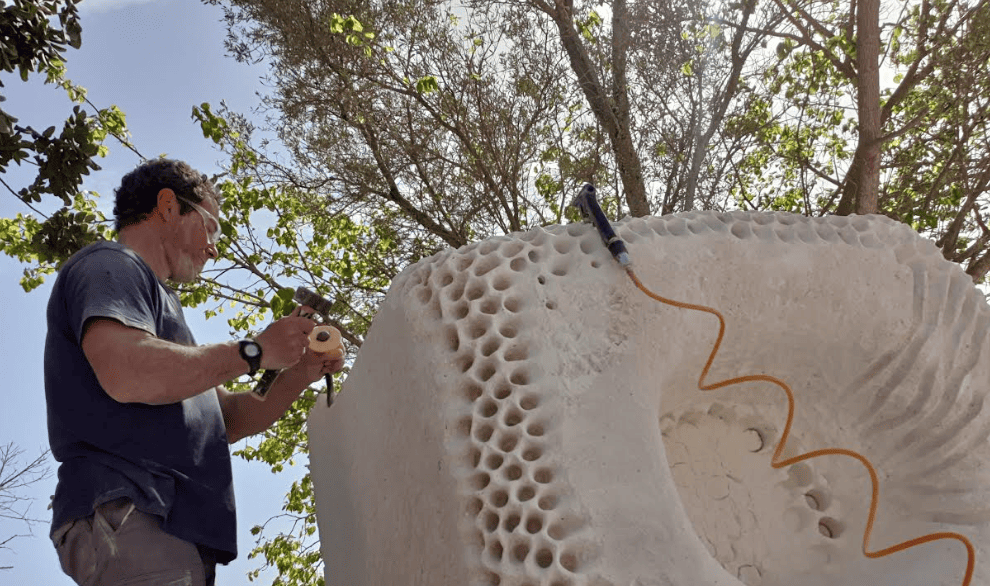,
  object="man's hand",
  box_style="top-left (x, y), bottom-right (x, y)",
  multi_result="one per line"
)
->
top-left (254, 306), bottom-right (316, 370)
top-left (282, 346), bottom-right (346, 385)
